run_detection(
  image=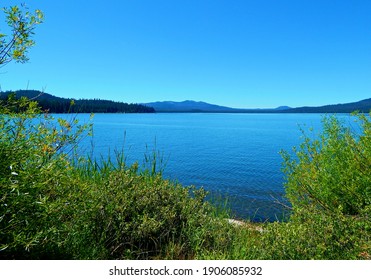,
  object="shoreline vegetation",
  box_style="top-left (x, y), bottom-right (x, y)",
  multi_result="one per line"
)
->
top-left (0, 94), bottom-right (370, 260)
